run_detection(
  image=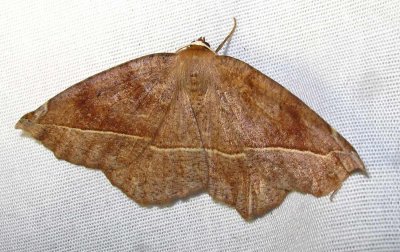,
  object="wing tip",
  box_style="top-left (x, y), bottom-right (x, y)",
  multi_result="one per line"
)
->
top-left (351, 151), bottom-right (368, 177)
top-left (15, 116), bottom-right (32, 131)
